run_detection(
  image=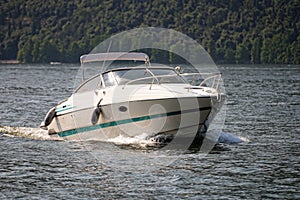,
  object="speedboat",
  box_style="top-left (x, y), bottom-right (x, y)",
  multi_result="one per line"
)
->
top-left (40, 52), bottom-right (224, 141)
